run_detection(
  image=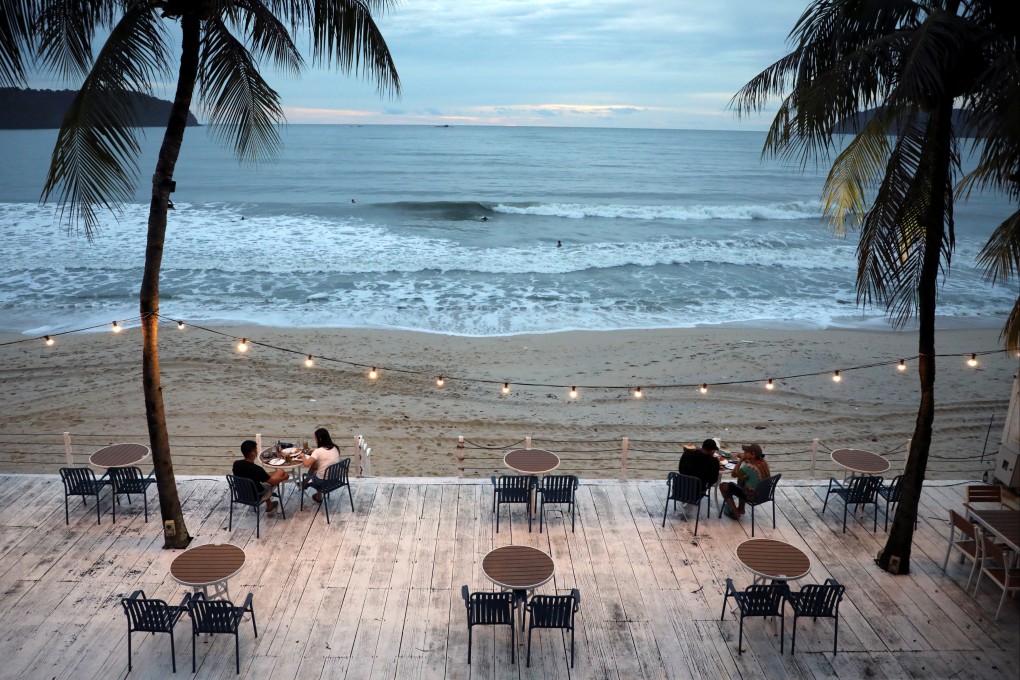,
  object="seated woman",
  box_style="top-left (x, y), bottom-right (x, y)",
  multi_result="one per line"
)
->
top-left (720, 443), bottom-right (770, 519)
top-left (301, 427), bottom-right (341, 503)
